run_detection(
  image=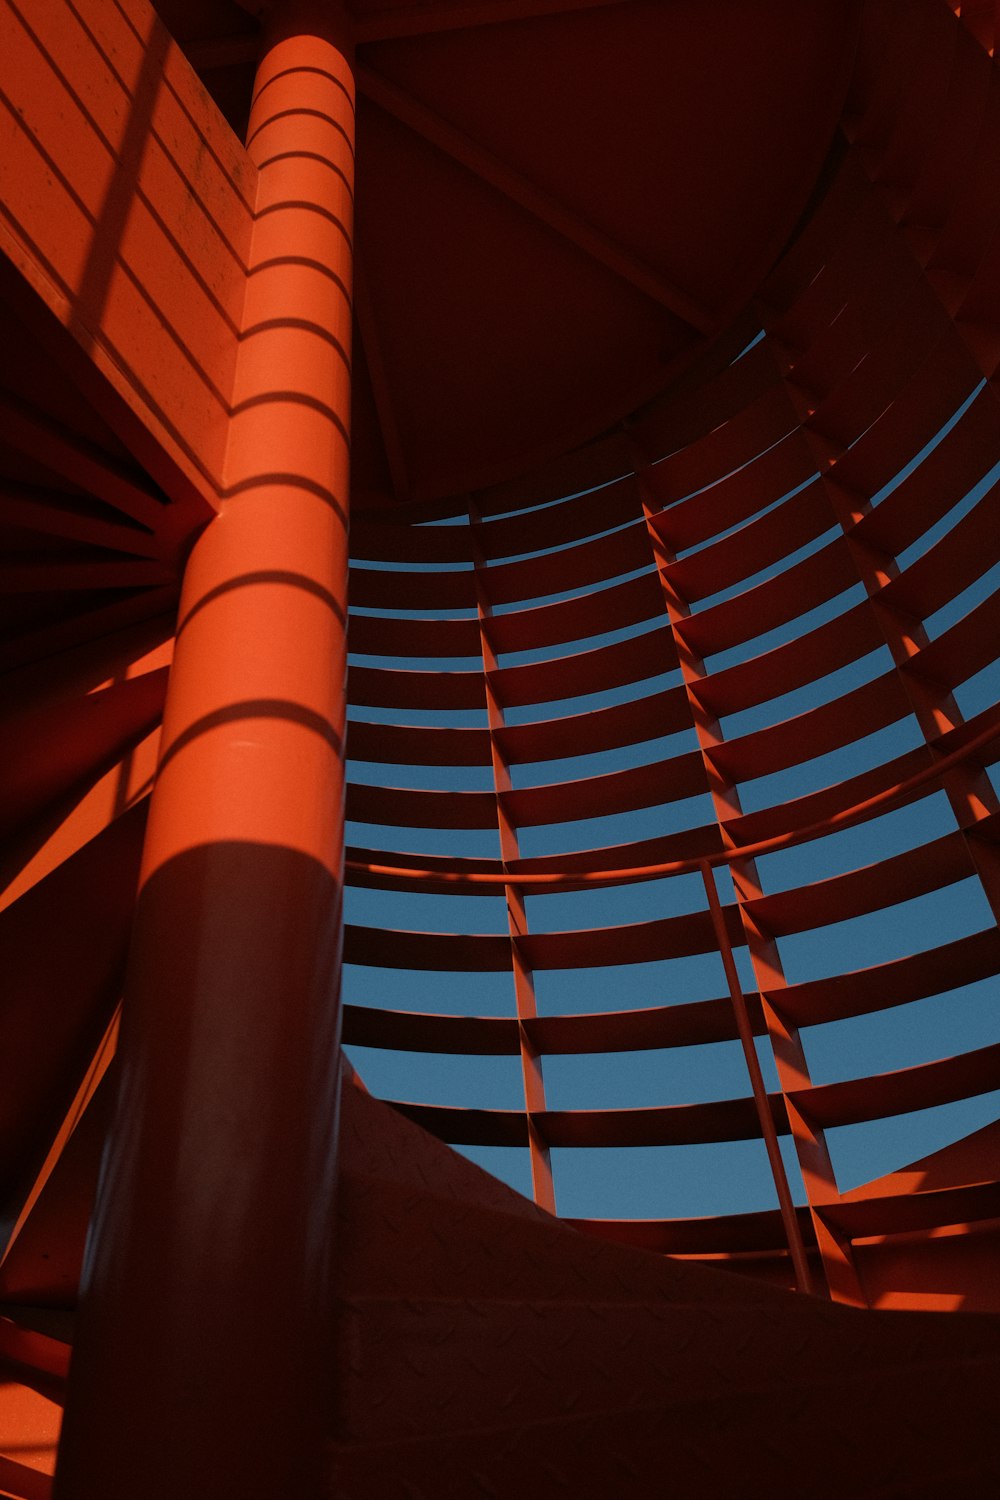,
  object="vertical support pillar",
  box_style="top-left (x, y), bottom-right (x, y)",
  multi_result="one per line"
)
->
top-left (699, 860), bottom-right (812, 1292)
top-left (757, 315), bottom-right (1000, 919)
top-left (55, 4), bottom-right (355, 1497)
top-left (634, 452), bottom-right (861, 1300)
top-left (469, 502), bottom-right (556, 1212)
top-left (755, 306), bottom-right (1000, 1289)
